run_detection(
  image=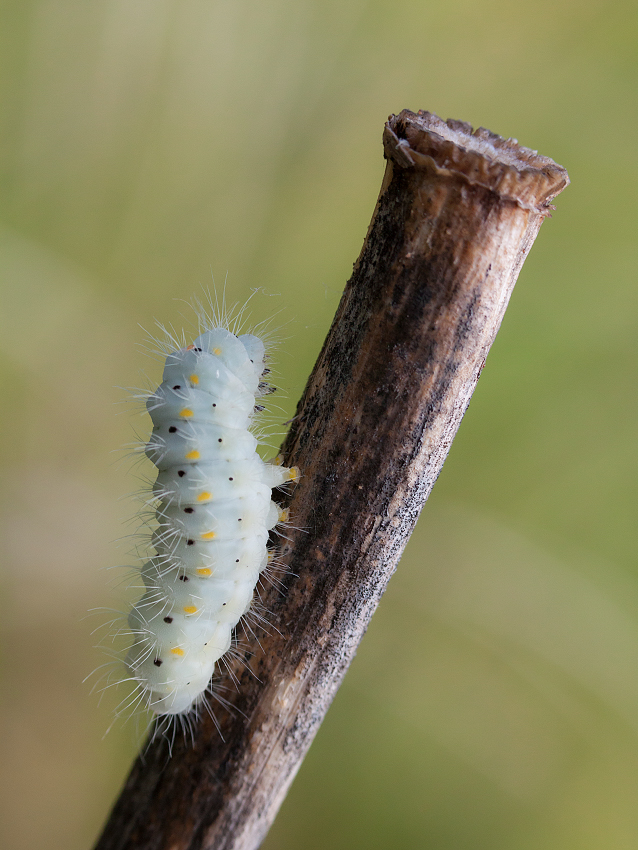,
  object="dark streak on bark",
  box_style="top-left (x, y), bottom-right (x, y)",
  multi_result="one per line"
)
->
top-left (94, 109), bottom-right (568, 850)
